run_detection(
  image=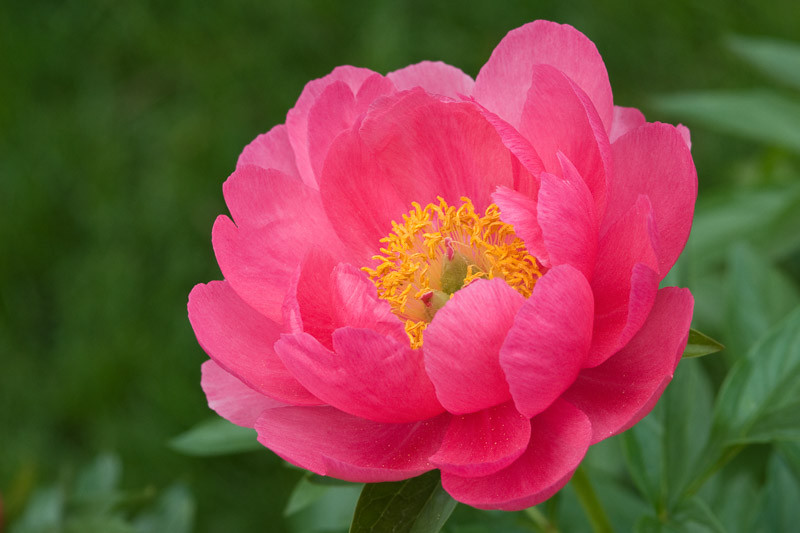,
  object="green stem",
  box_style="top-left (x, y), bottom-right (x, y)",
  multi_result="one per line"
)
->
top-left (524, 507), bottom-right (559, 533)
top-left (682, 444), bottom-right (745, 500)
top-left (571, 466), bottom-right (614, 533)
